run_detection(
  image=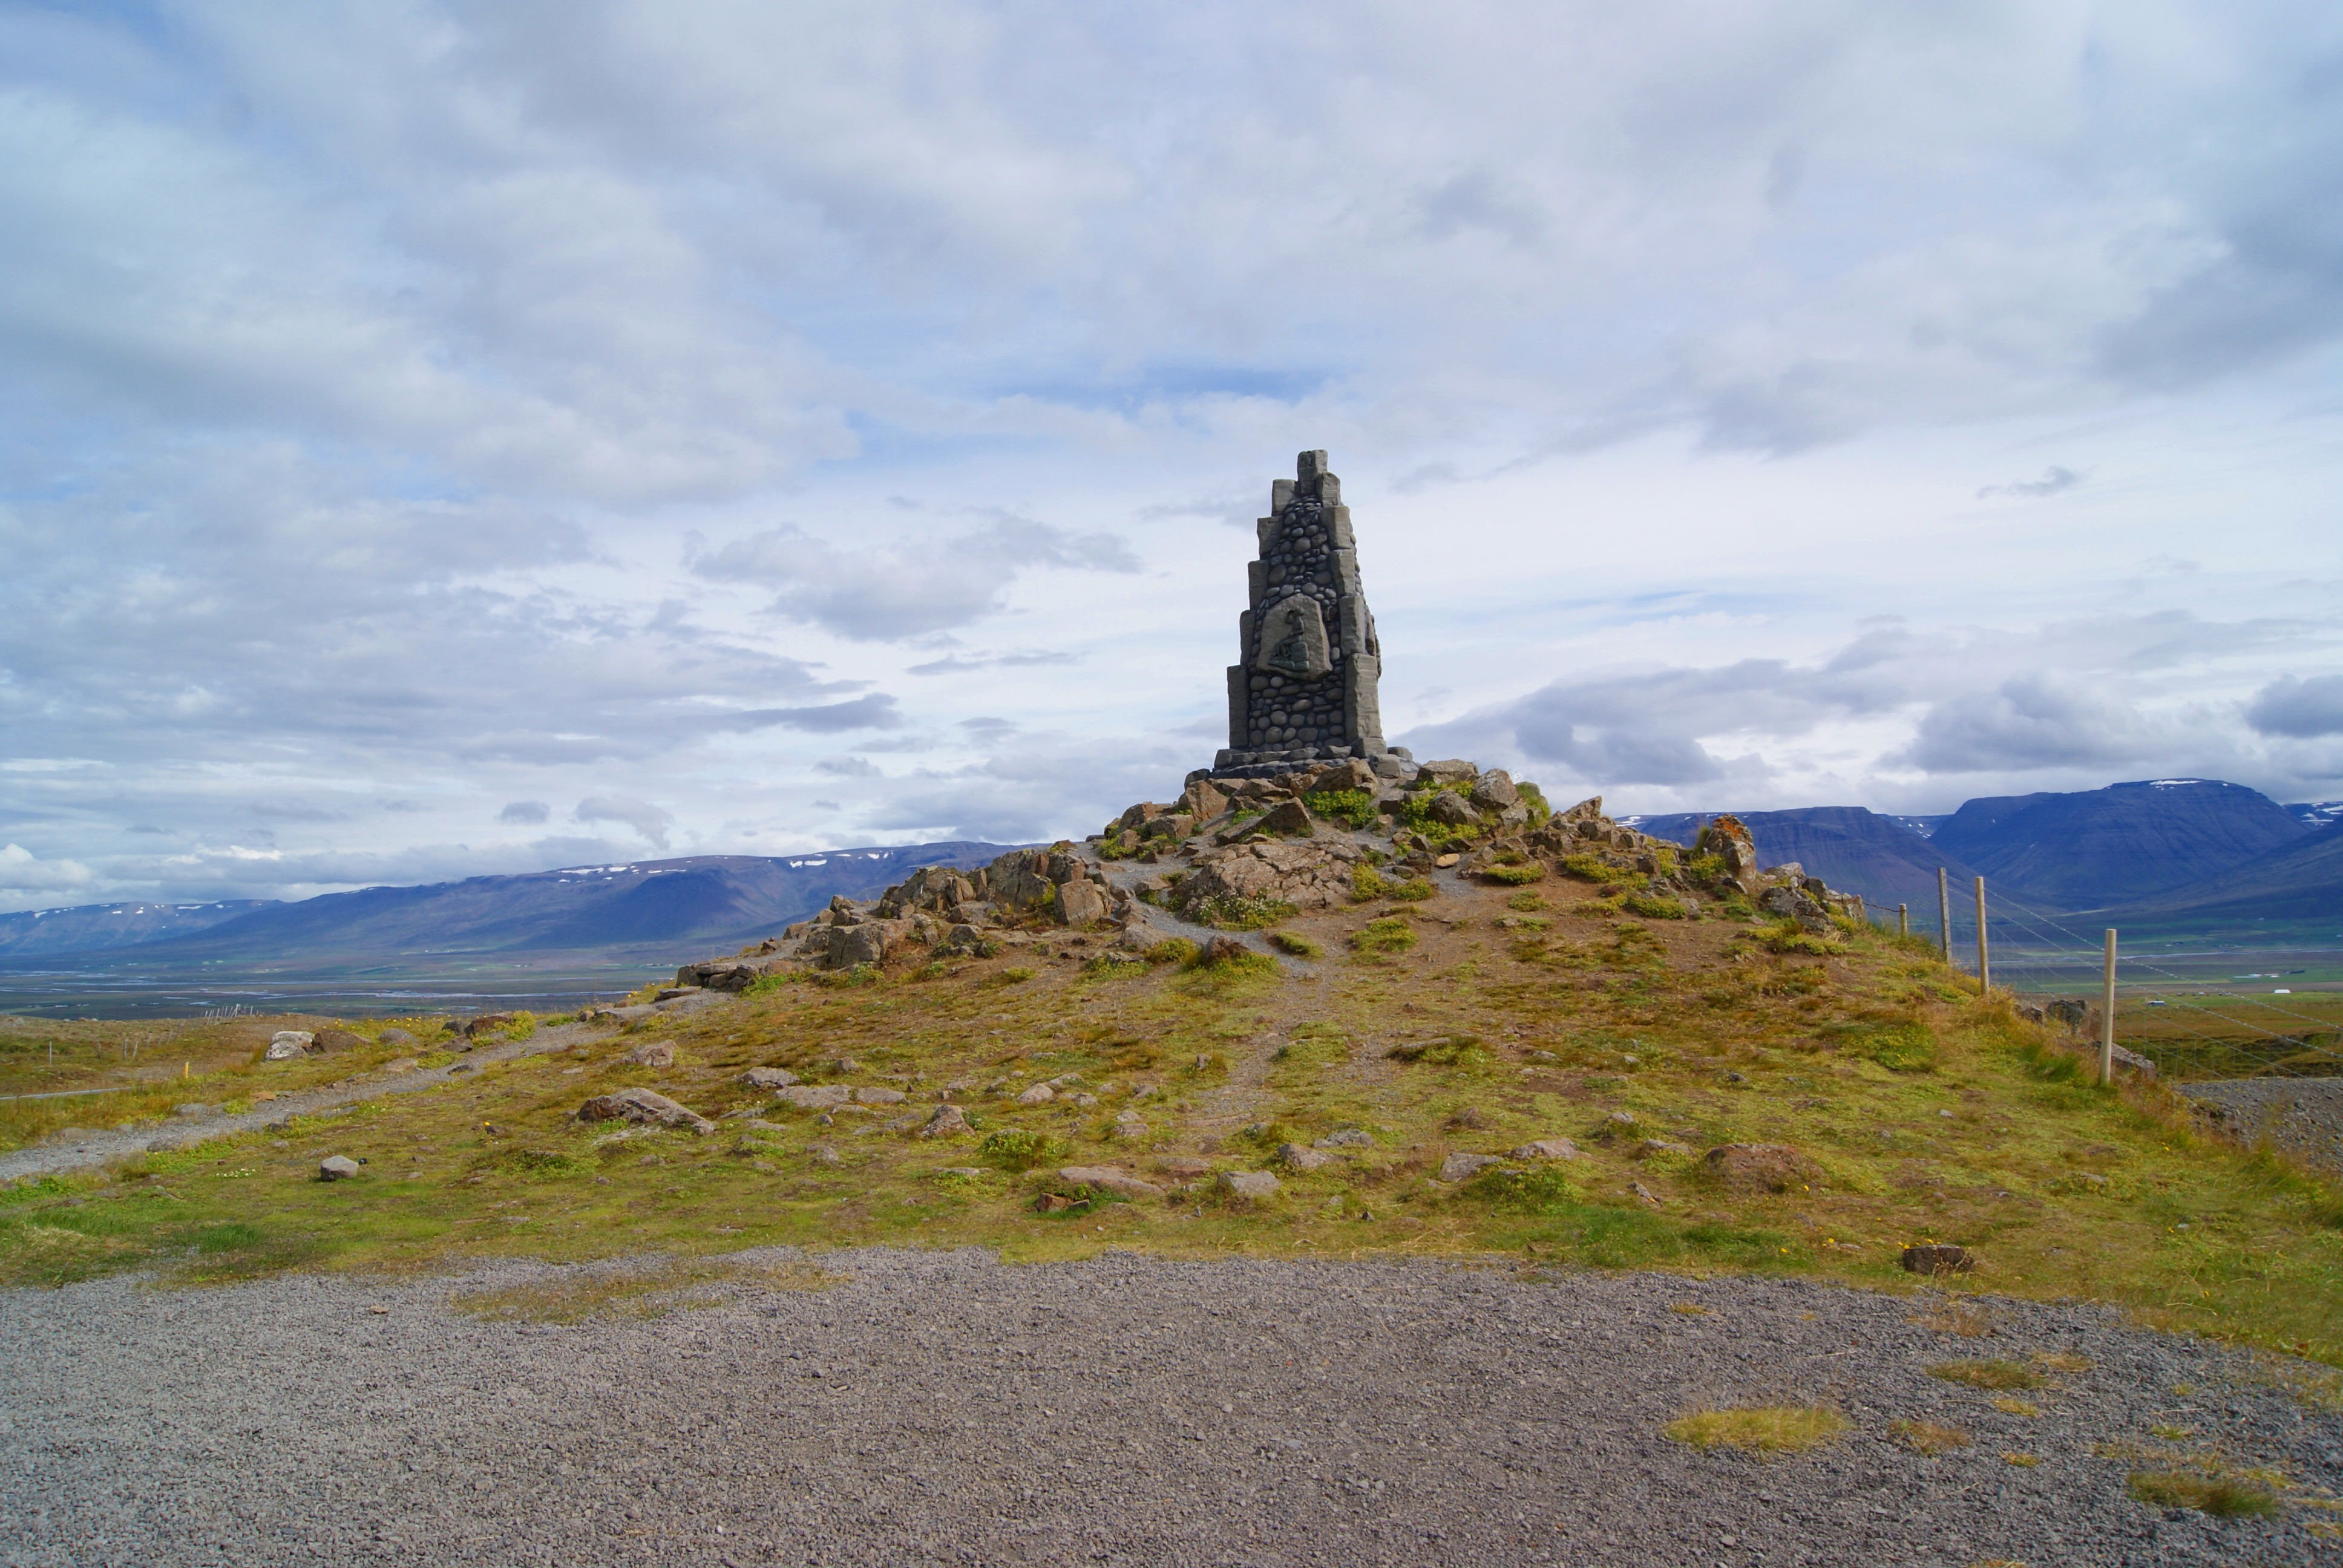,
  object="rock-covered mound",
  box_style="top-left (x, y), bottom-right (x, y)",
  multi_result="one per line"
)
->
top-left (666, 758), bottom-right (1870, 987)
